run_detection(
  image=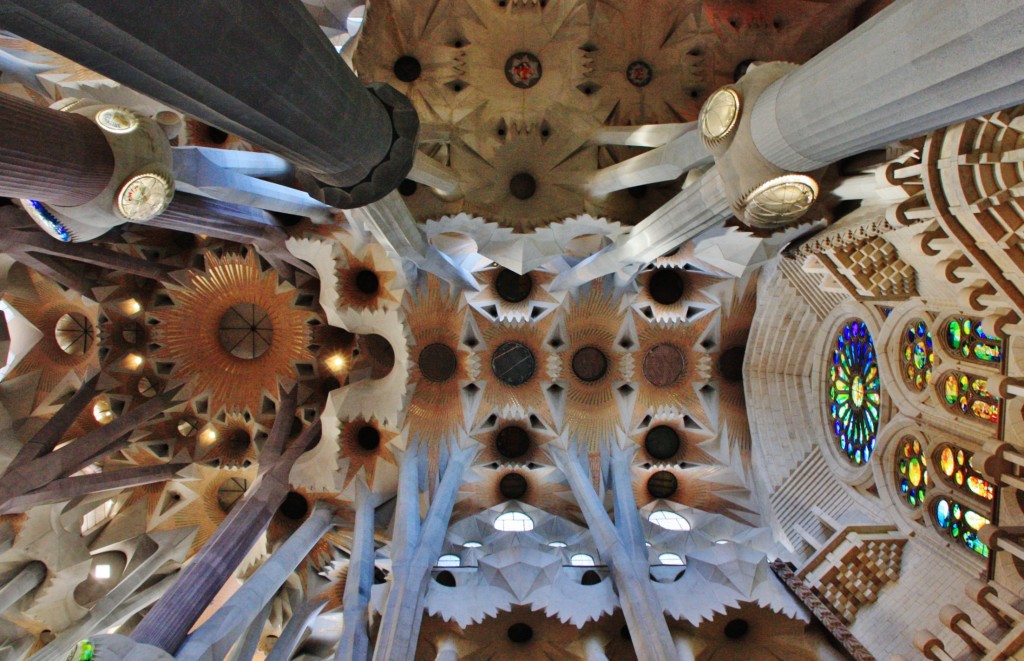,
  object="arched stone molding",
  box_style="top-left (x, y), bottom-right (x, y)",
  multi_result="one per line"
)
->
top-left (811, 302), bottom-right (888, 488)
